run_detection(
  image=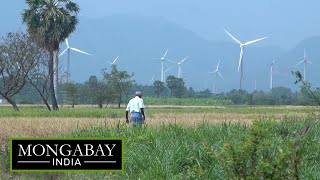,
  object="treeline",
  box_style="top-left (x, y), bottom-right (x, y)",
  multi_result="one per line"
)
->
top-left (12, 73), bottom-right (320, 108)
